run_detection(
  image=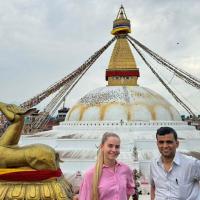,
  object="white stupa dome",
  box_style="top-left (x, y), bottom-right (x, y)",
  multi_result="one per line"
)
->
top-left (65, 86), bottom-right (181, 122)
